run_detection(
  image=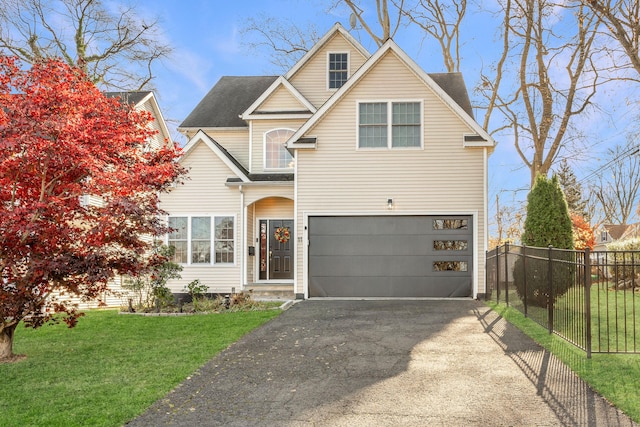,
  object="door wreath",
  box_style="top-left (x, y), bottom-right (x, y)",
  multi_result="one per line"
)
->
top-left (274, 226), bottom-right (291, 243)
